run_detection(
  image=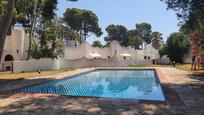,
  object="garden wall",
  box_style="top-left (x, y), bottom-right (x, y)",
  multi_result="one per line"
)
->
top-left (13, 58), bottom-right (60, 73)
top-left (12, 57), bottom-right (153, 73)
top-left (60, 57), bottom-right (153, 69)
